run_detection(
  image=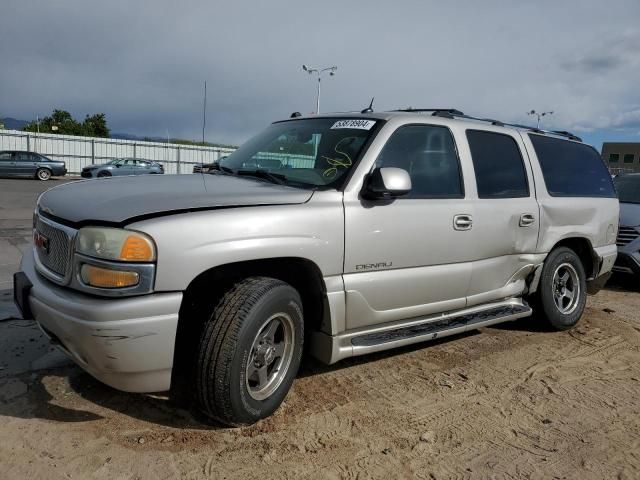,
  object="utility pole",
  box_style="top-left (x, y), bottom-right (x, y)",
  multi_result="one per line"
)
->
top-left (202, 81), bottom-right (207, 145)
top-left (302, 65), bottom-right (337, 114)
top-left (527, 110), bottom-right (554, 129)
